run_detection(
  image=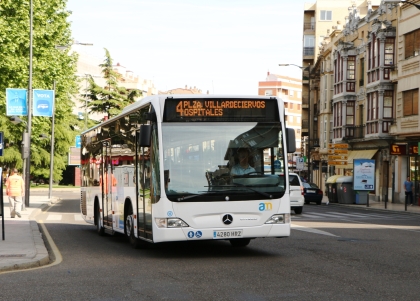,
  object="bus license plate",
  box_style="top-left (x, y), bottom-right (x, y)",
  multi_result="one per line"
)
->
top-left (213, 229), bottom-right (243, 239)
